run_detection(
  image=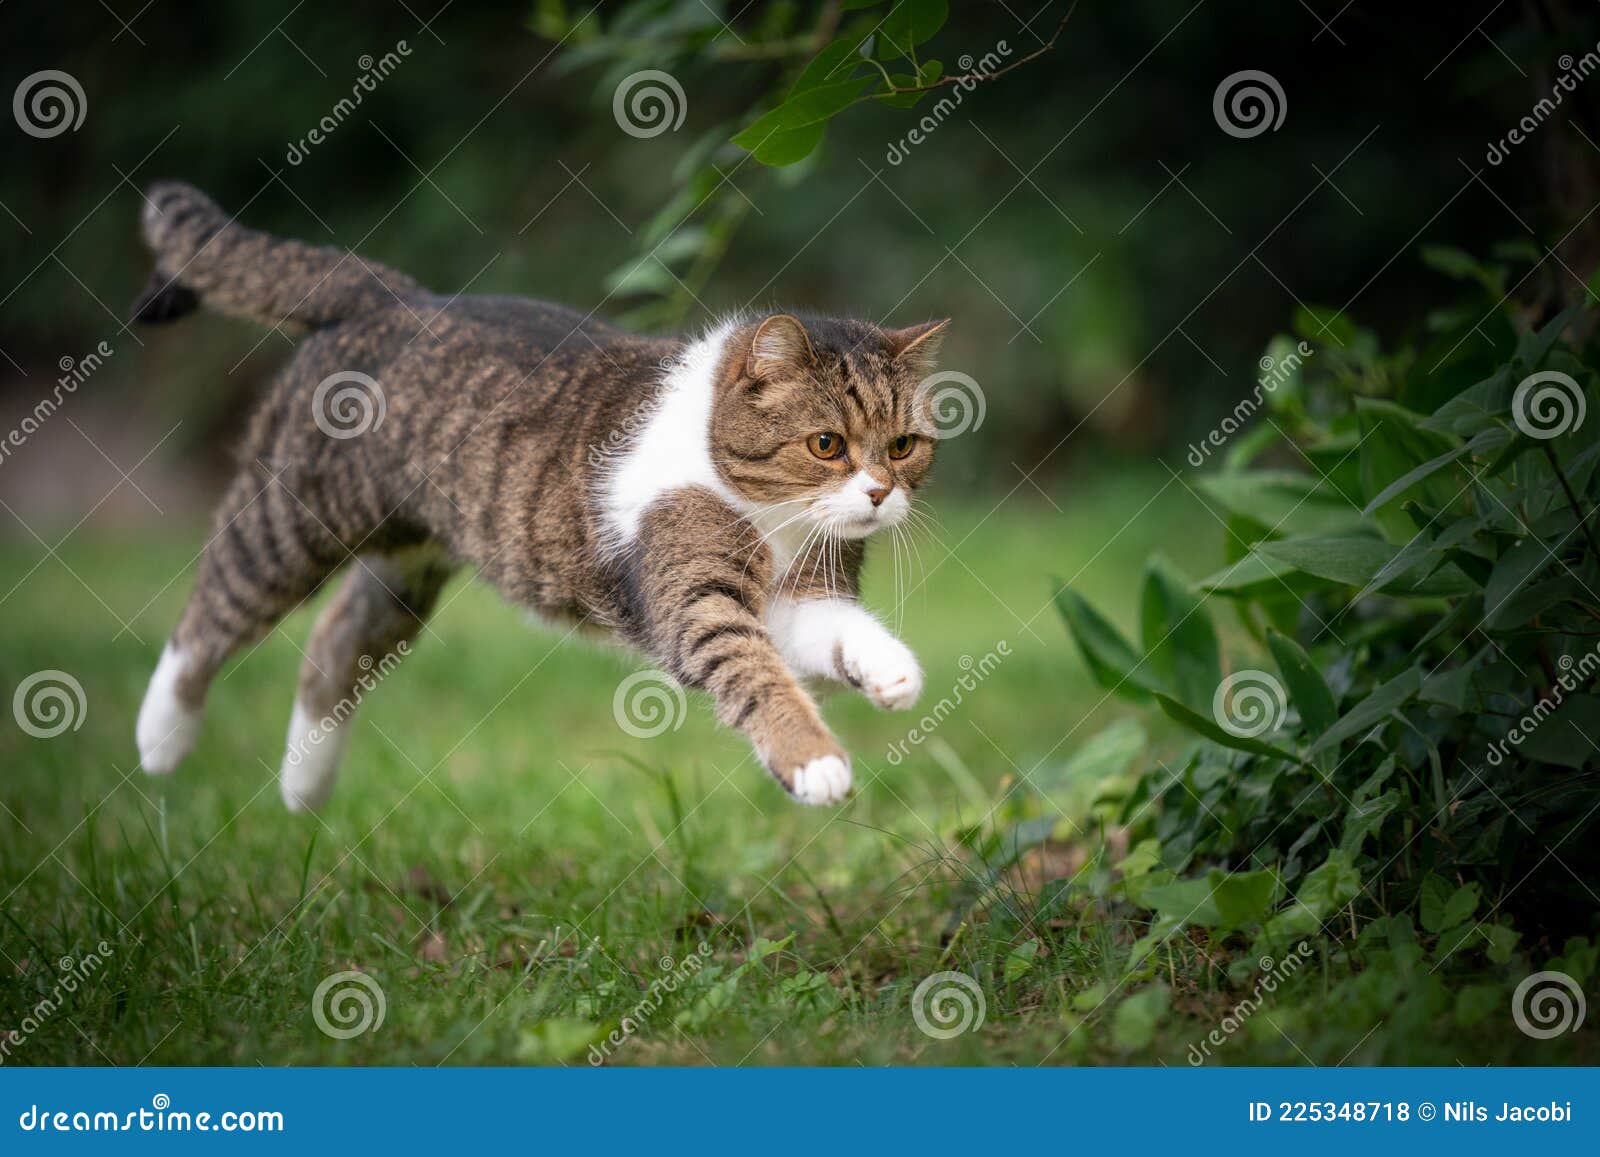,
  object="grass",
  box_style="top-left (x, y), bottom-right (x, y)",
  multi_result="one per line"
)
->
top-left (0, 465), bottom-right (1568, 1066)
